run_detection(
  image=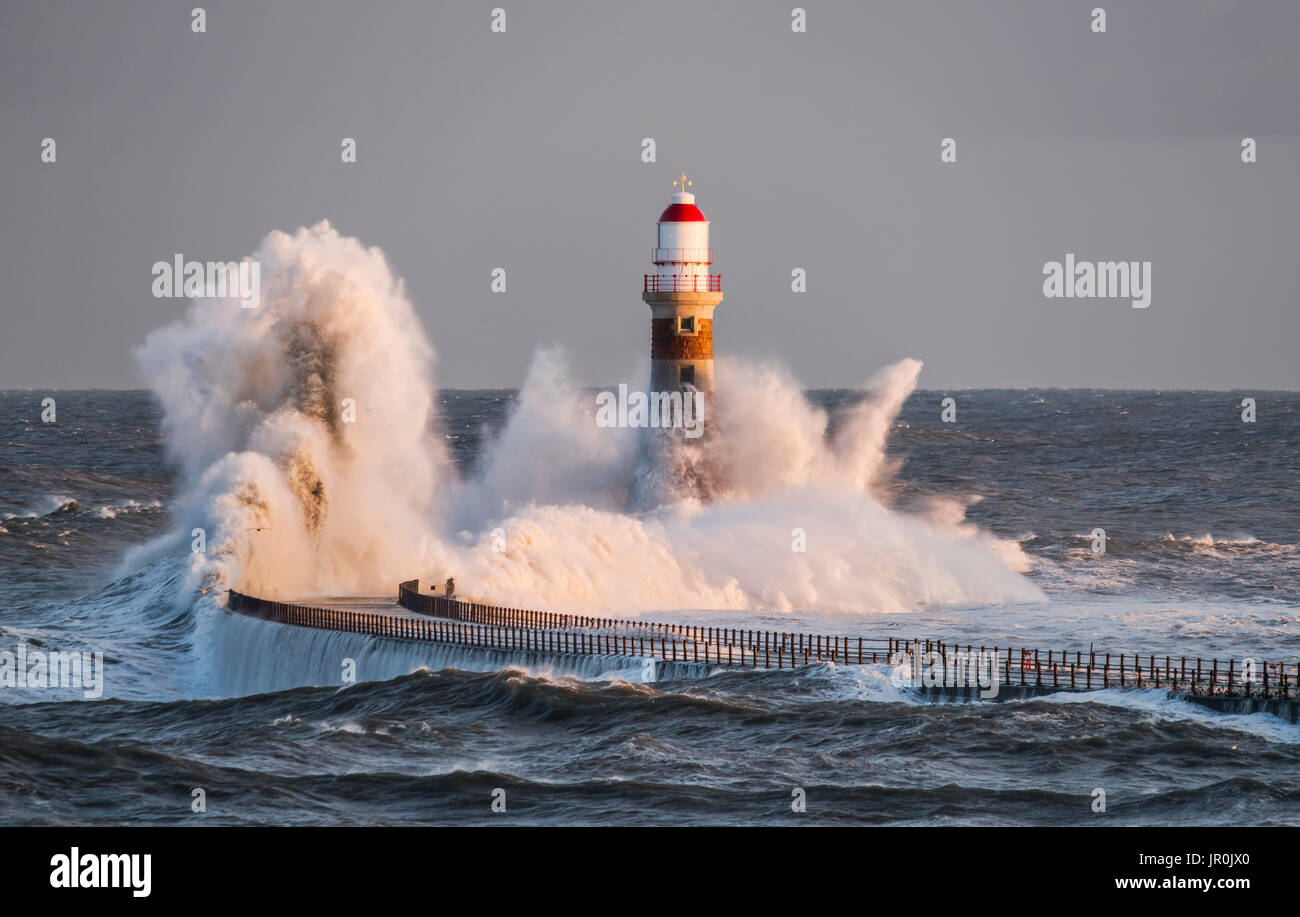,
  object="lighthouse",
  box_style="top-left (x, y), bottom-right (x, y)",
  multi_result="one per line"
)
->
top-left (643, 172), bottom-right (722, 432)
